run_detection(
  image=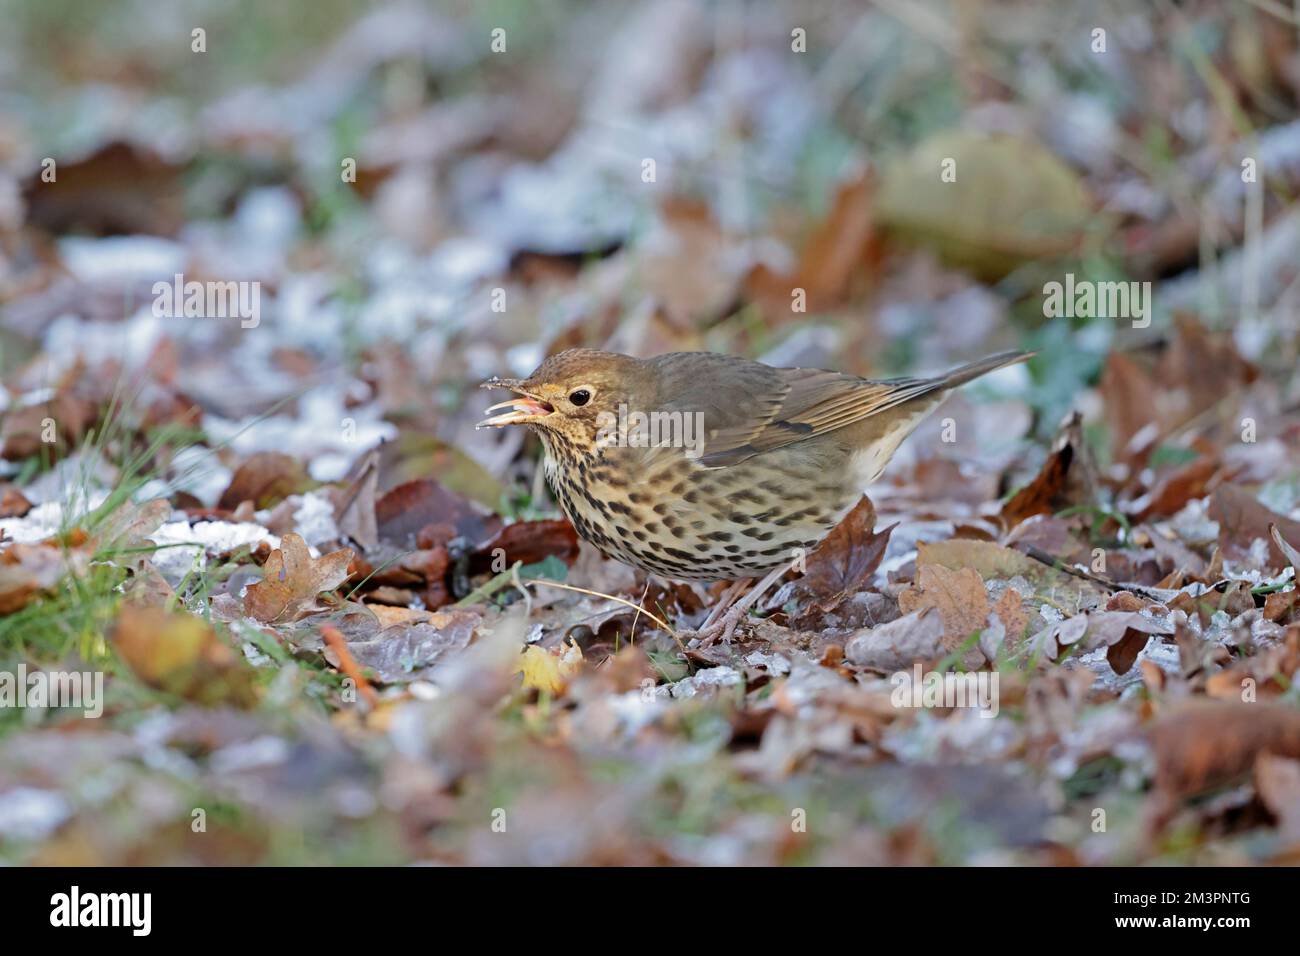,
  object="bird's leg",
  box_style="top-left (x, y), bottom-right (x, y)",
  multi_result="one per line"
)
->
top-left (698, 577), bottom-right (751, 630)
top-left (696, 560), bottom-right (796, 645)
